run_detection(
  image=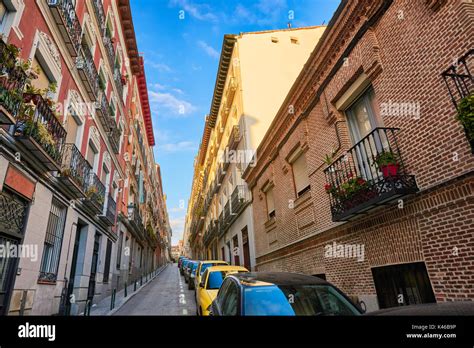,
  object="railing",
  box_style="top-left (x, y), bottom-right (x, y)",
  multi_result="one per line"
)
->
top-left (101, 193), bottom-right (116, 225)
top-left (442, 49), bottom-right (473, 110)
top-left (0, 41), bottom-right (28, 124)
top-left (60, 143), bottom-right (92, 193)
top-left (48, 0), bottom-right (82, 57)
top-left (103, 36), bottom-right (116, 72)
top-left (85, 172), bottom-right (106, 212)
top-left (113, 68), bottom-right (124, 100)
top-left (224, 200), bottom-right (231, 223)
top-left (91, 0), bottom-right (106, 32)
top-left (76, 43), bottom-right (100, 100)
top-left (128, 204), bottom-right (145, 237)
top-left (108, 122), bottom-right (121, 154)
top-left (230, 185), bottom-right (250, 216)
top-left (217, 211), bottom-right (225, 237)
top-left (324, 127), bottom-right (418, 222)
top-left (95, 91), bottom-right (112, 130)
top-left (228, 125), bottom-right (241, 151)
top-left (14, 93), bottom-right (66, 166)
top-left (217, 163), bottom-right (226, 184)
